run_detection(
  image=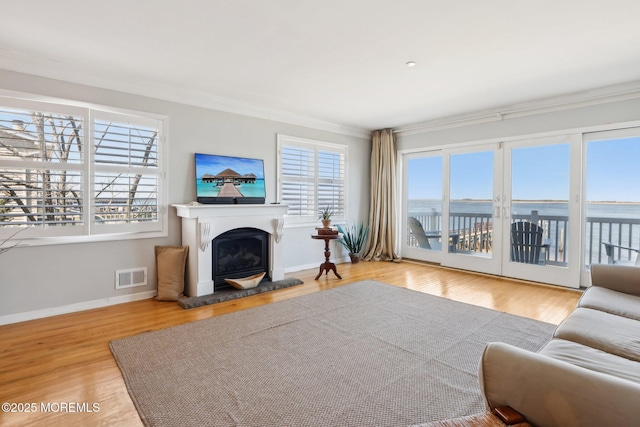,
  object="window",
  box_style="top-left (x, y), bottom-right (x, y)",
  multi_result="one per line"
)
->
top-left (0, 95), bottom-right (166, 243)
top-left (277, 134), bottom-right (346, 224)
top-left (92, 112), bottom-right (162, 234)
